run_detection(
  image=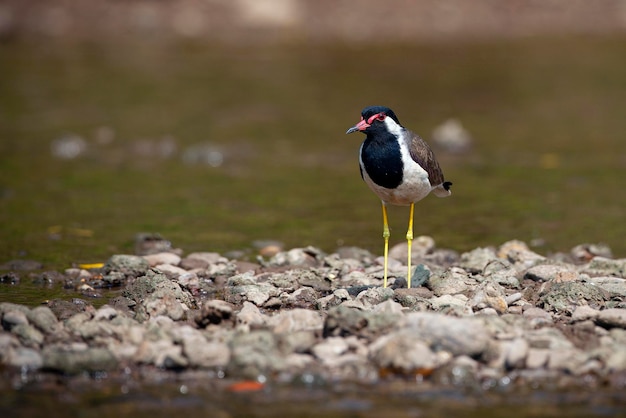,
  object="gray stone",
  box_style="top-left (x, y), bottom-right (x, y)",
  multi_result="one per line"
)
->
top-left (586, 277), bottom-right (626, 297)
top-left (523, 307), bottom-right (552, 323)
top-left (526, 348), bottom-right (550, 369)
top-left (2, 309), bottom-right (29, 329)
top-left (370, 331), bottom-right (439, 372)
top-left (134, 339), bottom-right (187, 369)
top-left (180, 252), bottom-right (225, 270)
top-left (355, 286), bottom-right (394, 307)
top-left (269, 247), bottom-right (323, 267)
top-left (123, 270), bottom-right (194, 322)
top-left (11, 324), bottom-right (44, 347)
top-left (595, 308), bottom-right (626, 329)
top-left (104, 254), bottom-right (150, 278)
top-left (5, 347), bottom-right (43, 369)
top-left (539, 281), bottom-right (607, 313)
top-left (547, 347), bottom-right (589, 375)
top-left (571, 305), bottom-right (600, 322)
top-left (196, 300), bottom-right (234, 327)
top-left (154, 264), bottom-right (188, 279)
top-left (316, 289), bottom-right (351, 310)
top-left (459, 247), bottom-right (498, 273)
top-left (430, 294), bottom-right (468, 311)
top-left (582, 257), bottom-right (626, 278)
top-left (228, 330), bottom-right (285, 378)
top-left (403, 312), bottom-right (490, 357)
top-left (268, 309), bottom-right (324, 334)
top-left (470, 279), bottom-right (508, 313)
top-left (43, 346), bottom-right (117, 374)
top-left (27, 306), bottom-right (60, 334)
top-left (524, 264), bottom-right (577, 282)
top-left (427, 267), bottom-right (477, 296)
top-left (323, 305), bottom-right (402, 341)
top-left (505, 338), bottom-right (529, 369)
top-left (143, 252), bottom-right (181, 267)
top-left (174, 326), bottom-right (230, 368)
top-left (227, 283), bottom-right (280, 306)
top-left (497, 240), bottom-right (545, 267)
top-left (236, 301), bottom-right (266, 330)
